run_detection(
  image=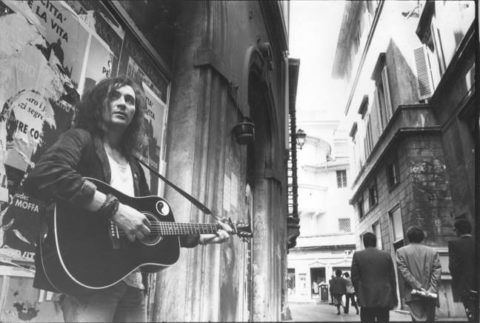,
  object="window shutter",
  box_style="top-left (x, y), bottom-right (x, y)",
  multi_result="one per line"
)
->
top-left (363, 136), bottom-right (369, 162)
top-left (372, 89), bottom-right (383, 139)
top-left (363, 116), bottom-right (373, 159)
top-left (414, 45), bottom-right (434, 100)
top-left (367, 118), bottom-right (373, 155)
top-left (381, 66), bottom-right (393, 119)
